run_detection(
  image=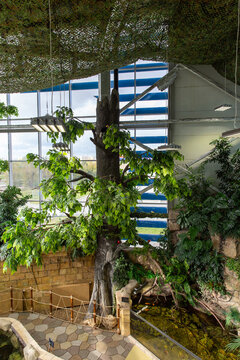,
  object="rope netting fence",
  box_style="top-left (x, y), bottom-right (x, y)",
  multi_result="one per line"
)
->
top-left (0, 287), bottom-right (120, 333)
